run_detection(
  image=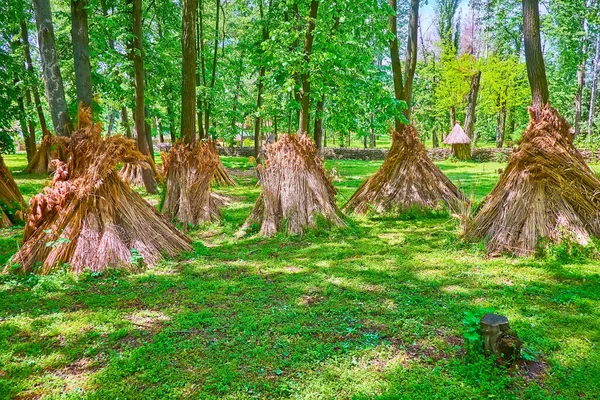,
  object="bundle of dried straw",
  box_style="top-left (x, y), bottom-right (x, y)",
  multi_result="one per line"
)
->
top-left (344, 125), bottom-right (466, 214)
top-left (241, 133), bottom-right (344, 236)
